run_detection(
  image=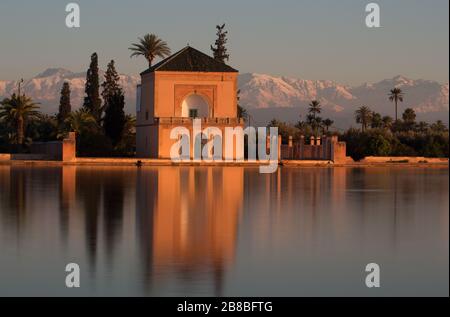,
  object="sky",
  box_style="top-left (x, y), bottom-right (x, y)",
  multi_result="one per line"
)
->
top-left (0, 0), bottom-right (448, 85)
